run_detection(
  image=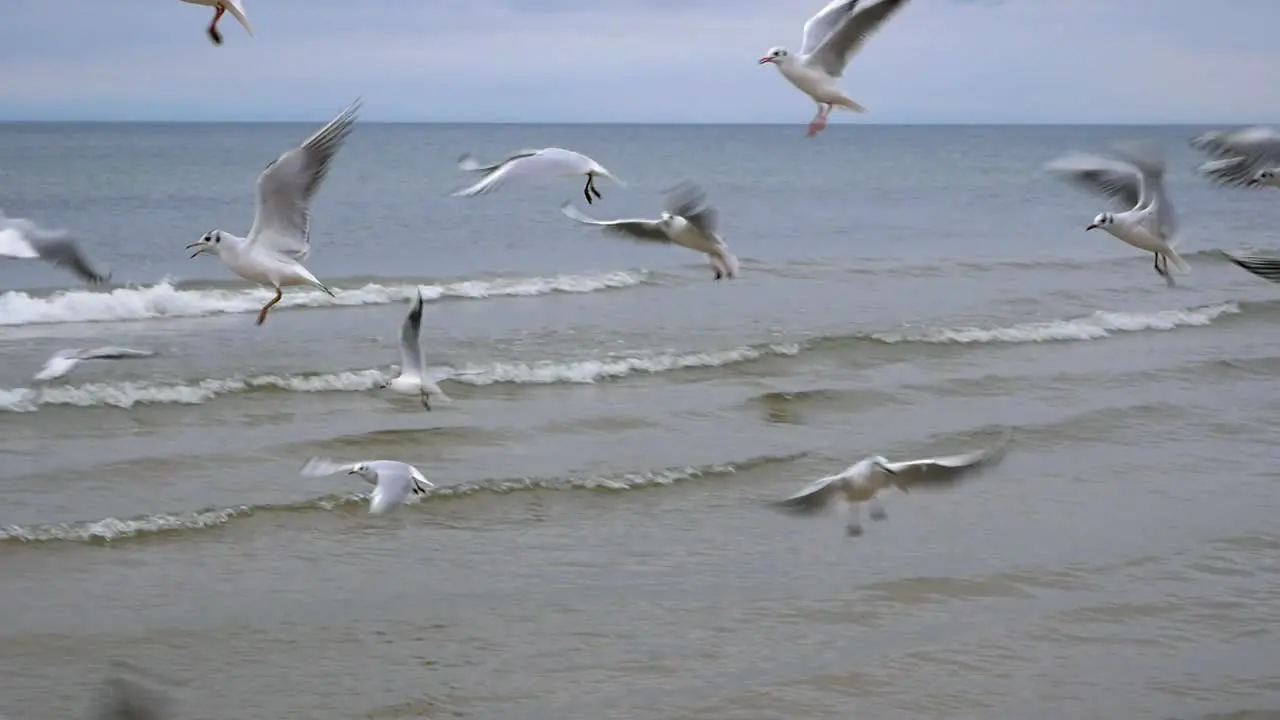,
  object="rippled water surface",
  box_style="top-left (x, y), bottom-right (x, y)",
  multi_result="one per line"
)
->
top-left (2, 123), bottom-right (1280, 719)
